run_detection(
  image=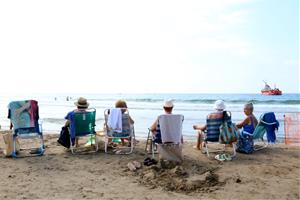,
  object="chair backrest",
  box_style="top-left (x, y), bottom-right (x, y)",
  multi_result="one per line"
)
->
top-left (206, 111), bottom-right (231, 142)
top-left (252, 112), bottom-right (278, 140)
top-left (8, 100), bottom-right (40, 134)
top-left (104, 109), bottom-right (132, 136)
top-left (73, 109), bottom-right (96, 136)
top-left (158, 114), bottom-right (184, 144)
